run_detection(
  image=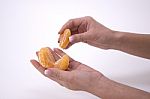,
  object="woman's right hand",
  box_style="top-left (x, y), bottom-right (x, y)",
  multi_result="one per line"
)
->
top-left (58, 16), bottom-right (117, 49)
